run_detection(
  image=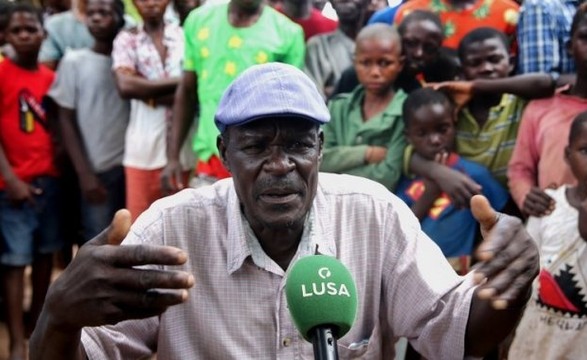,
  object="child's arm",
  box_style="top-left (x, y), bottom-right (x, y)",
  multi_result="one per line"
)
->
top-left (113, 68), bottom-right (180, 101)
top-left (409, 152), bottom-right (482, 208)
top-left (57, 106), bottom-right (106, 204)
top-left (431, 73), bottom-right (555, 107)
top-left (0, 143), bottom-right (39, 205)
top-left (411, 178), bottom-right (441, 220)
top-left (507, 103), bottom-right (541, 212)
top-left (519, 186), bottom-right (555, 218)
